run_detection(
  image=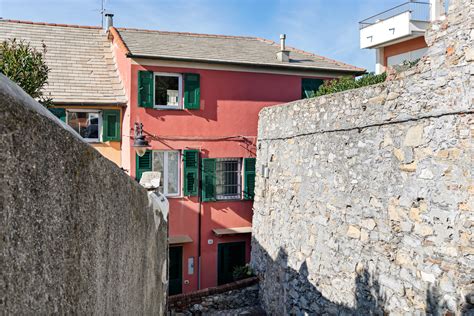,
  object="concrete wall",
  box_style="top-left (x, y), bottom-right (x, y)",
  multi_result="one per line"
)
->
top-left (251, 0), bottom-right (473, 314)
top-left (0, 74), bottom-right (168, 314)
